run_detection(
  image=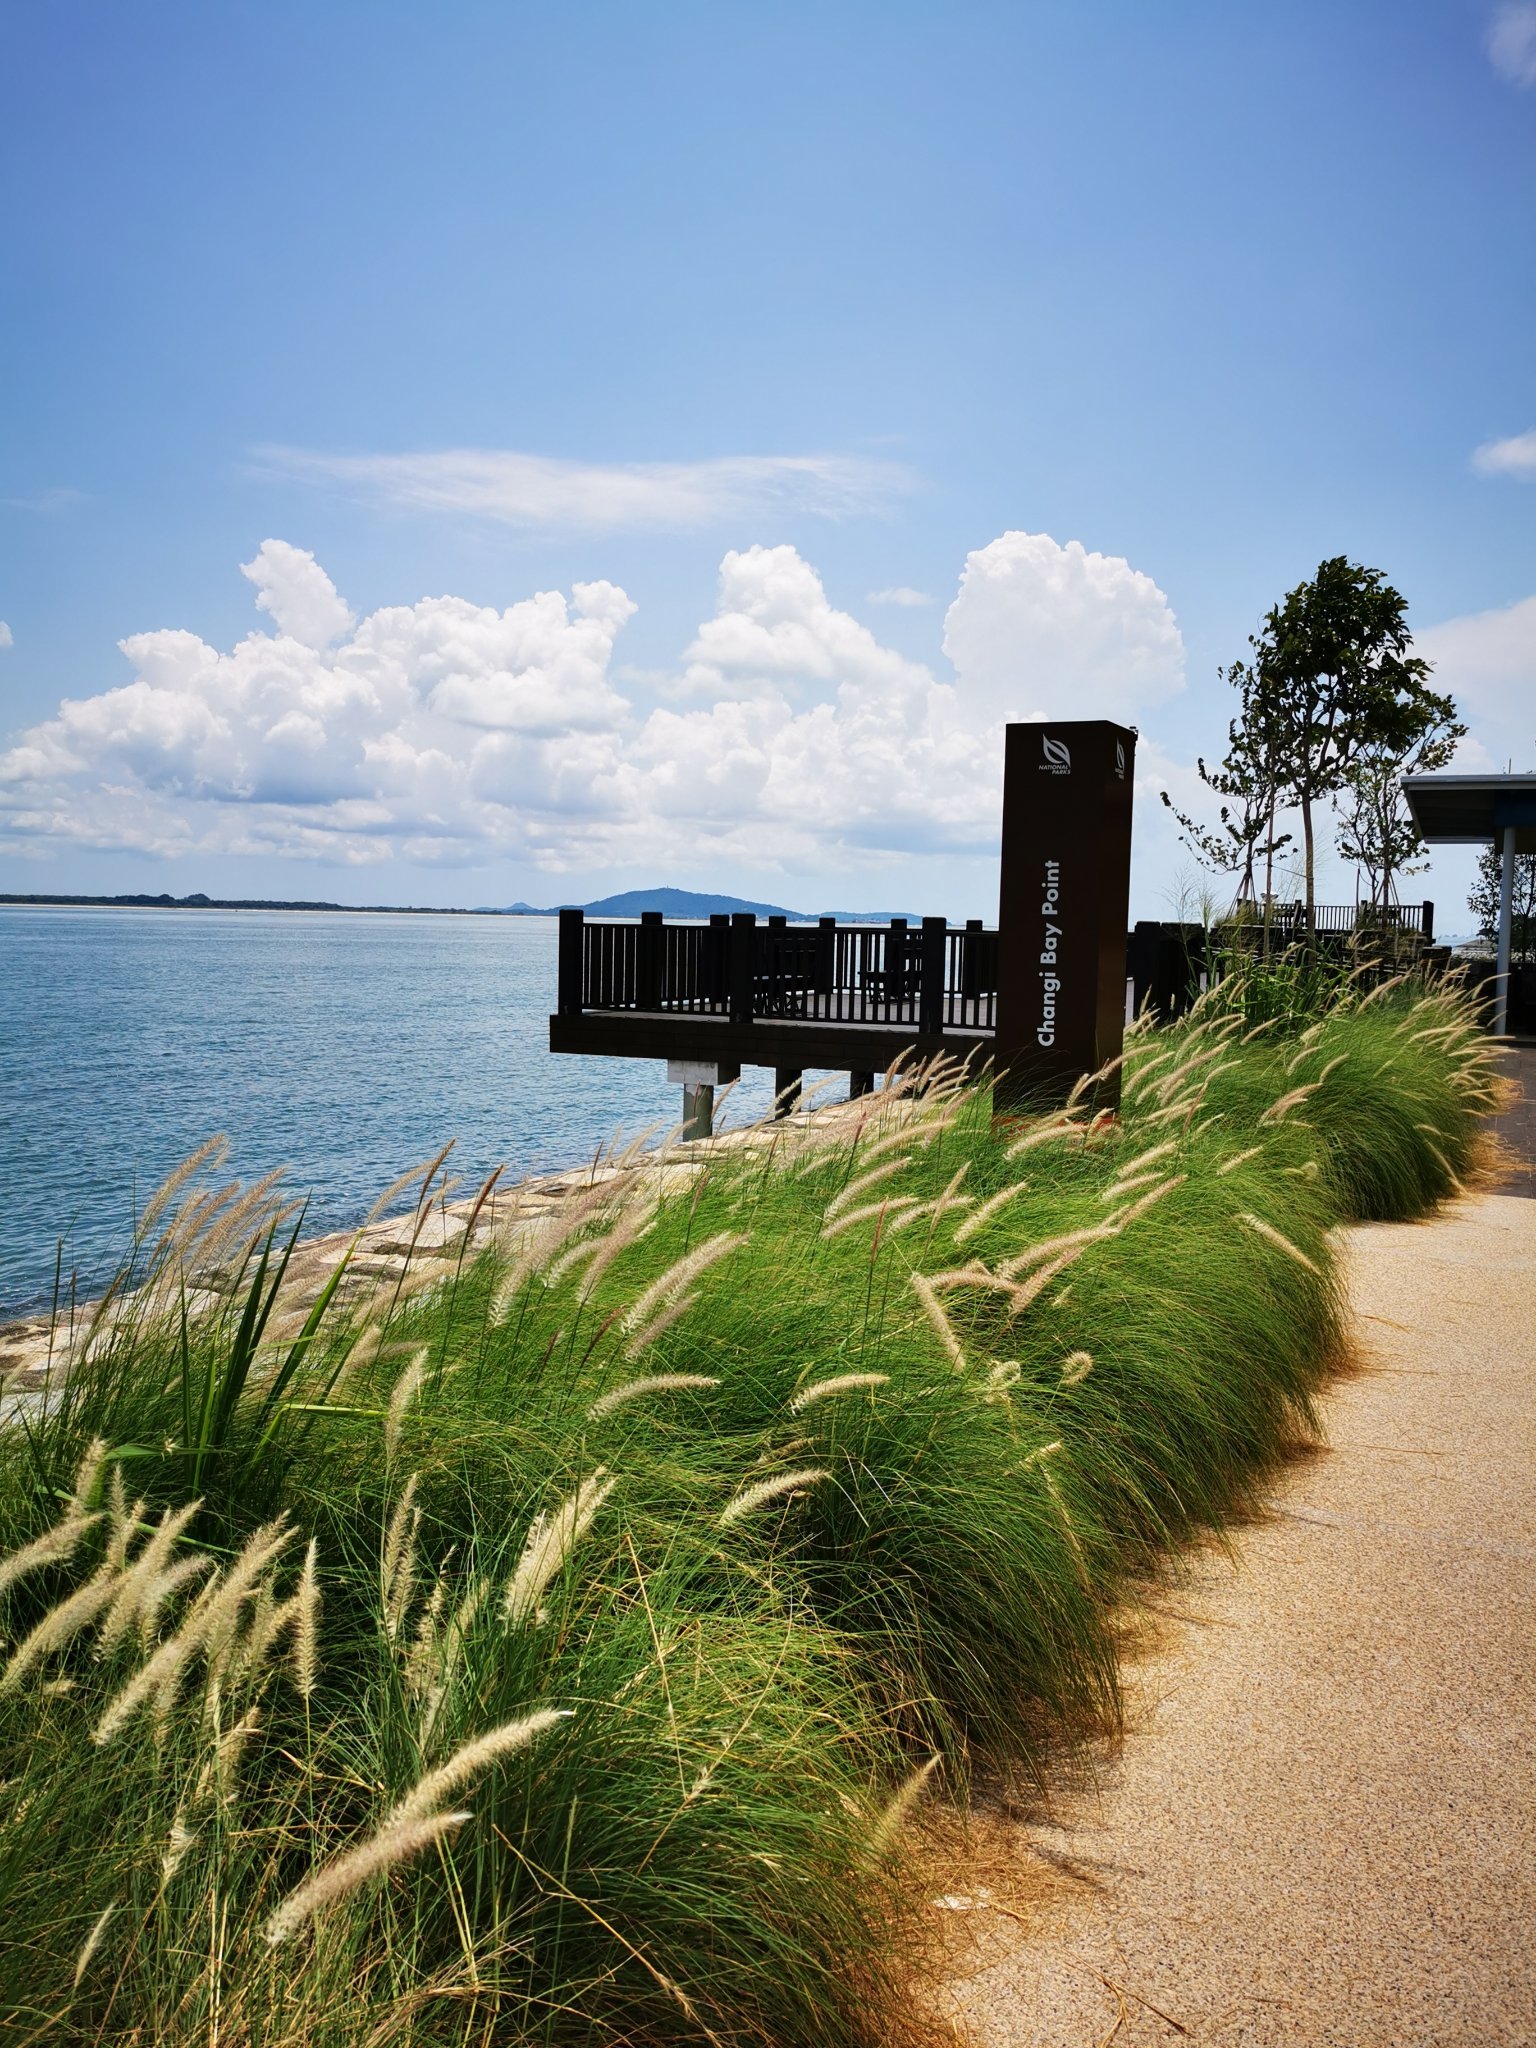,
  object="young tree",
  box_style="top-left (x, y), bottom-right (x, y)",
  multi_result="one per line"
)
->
top-left (1252, 557), bottom-right (1460, 946)
top-left (1161, 659), bottom-right (1292, 920)
top-left (1336, 712), bottom-right (1461, 919)
top-left (1470, 842), bottom-right (1536, 963)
